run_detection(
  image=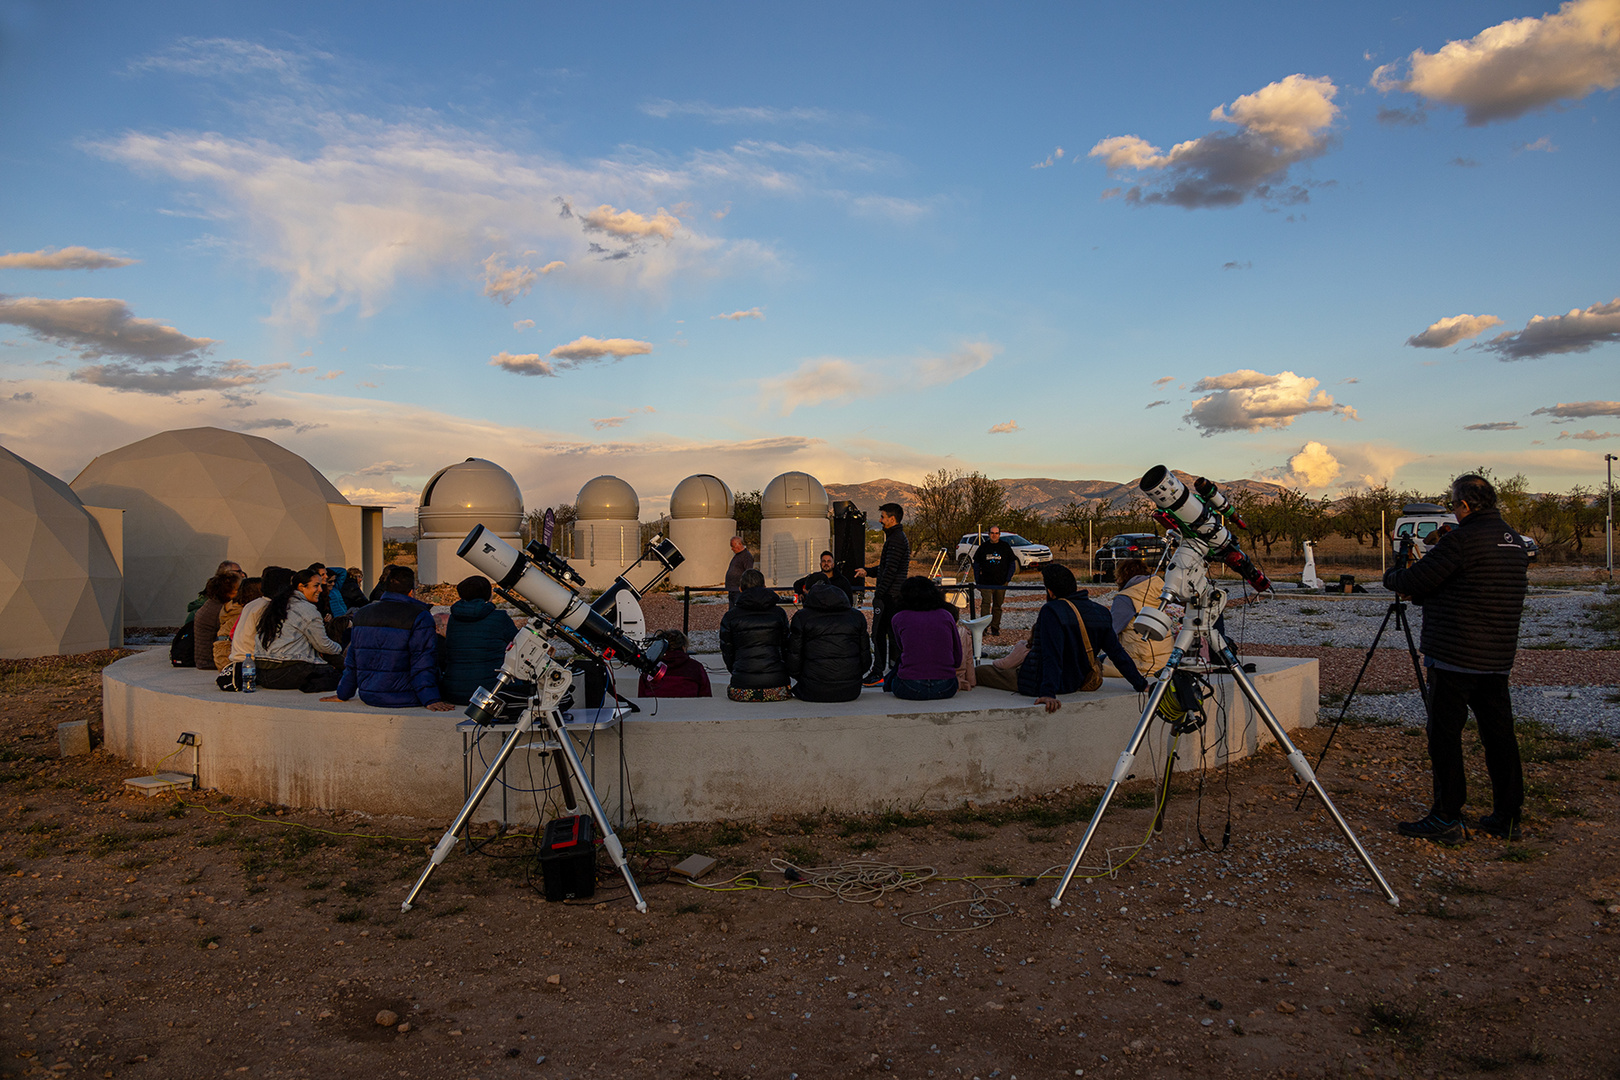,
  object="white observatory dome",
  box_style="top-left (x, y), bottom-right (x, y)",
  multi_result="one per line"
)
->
top-left (669, 474), bottom-right (734, 520)
top-left (576, 475), bottom-right (640, 521)
top-left (762, 471), bottom-right (830, 519)
top-left (417, 458), bottom-right (524, 538)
